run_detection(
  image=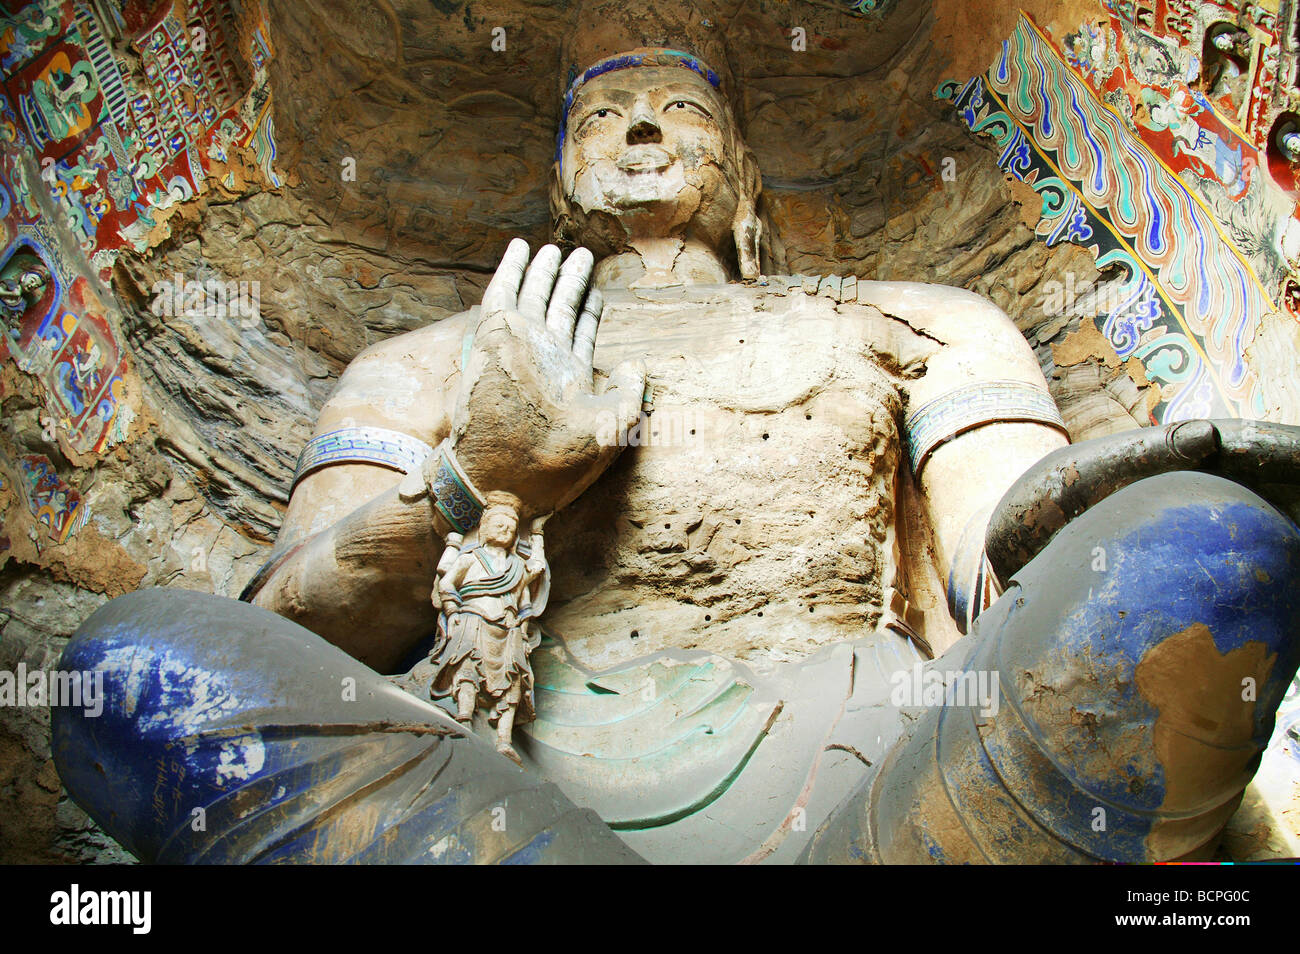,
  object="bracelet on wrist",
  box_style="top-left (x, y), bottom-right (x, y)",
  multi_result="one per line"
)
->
top-left (427, 439), bottom-right (486, 535)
